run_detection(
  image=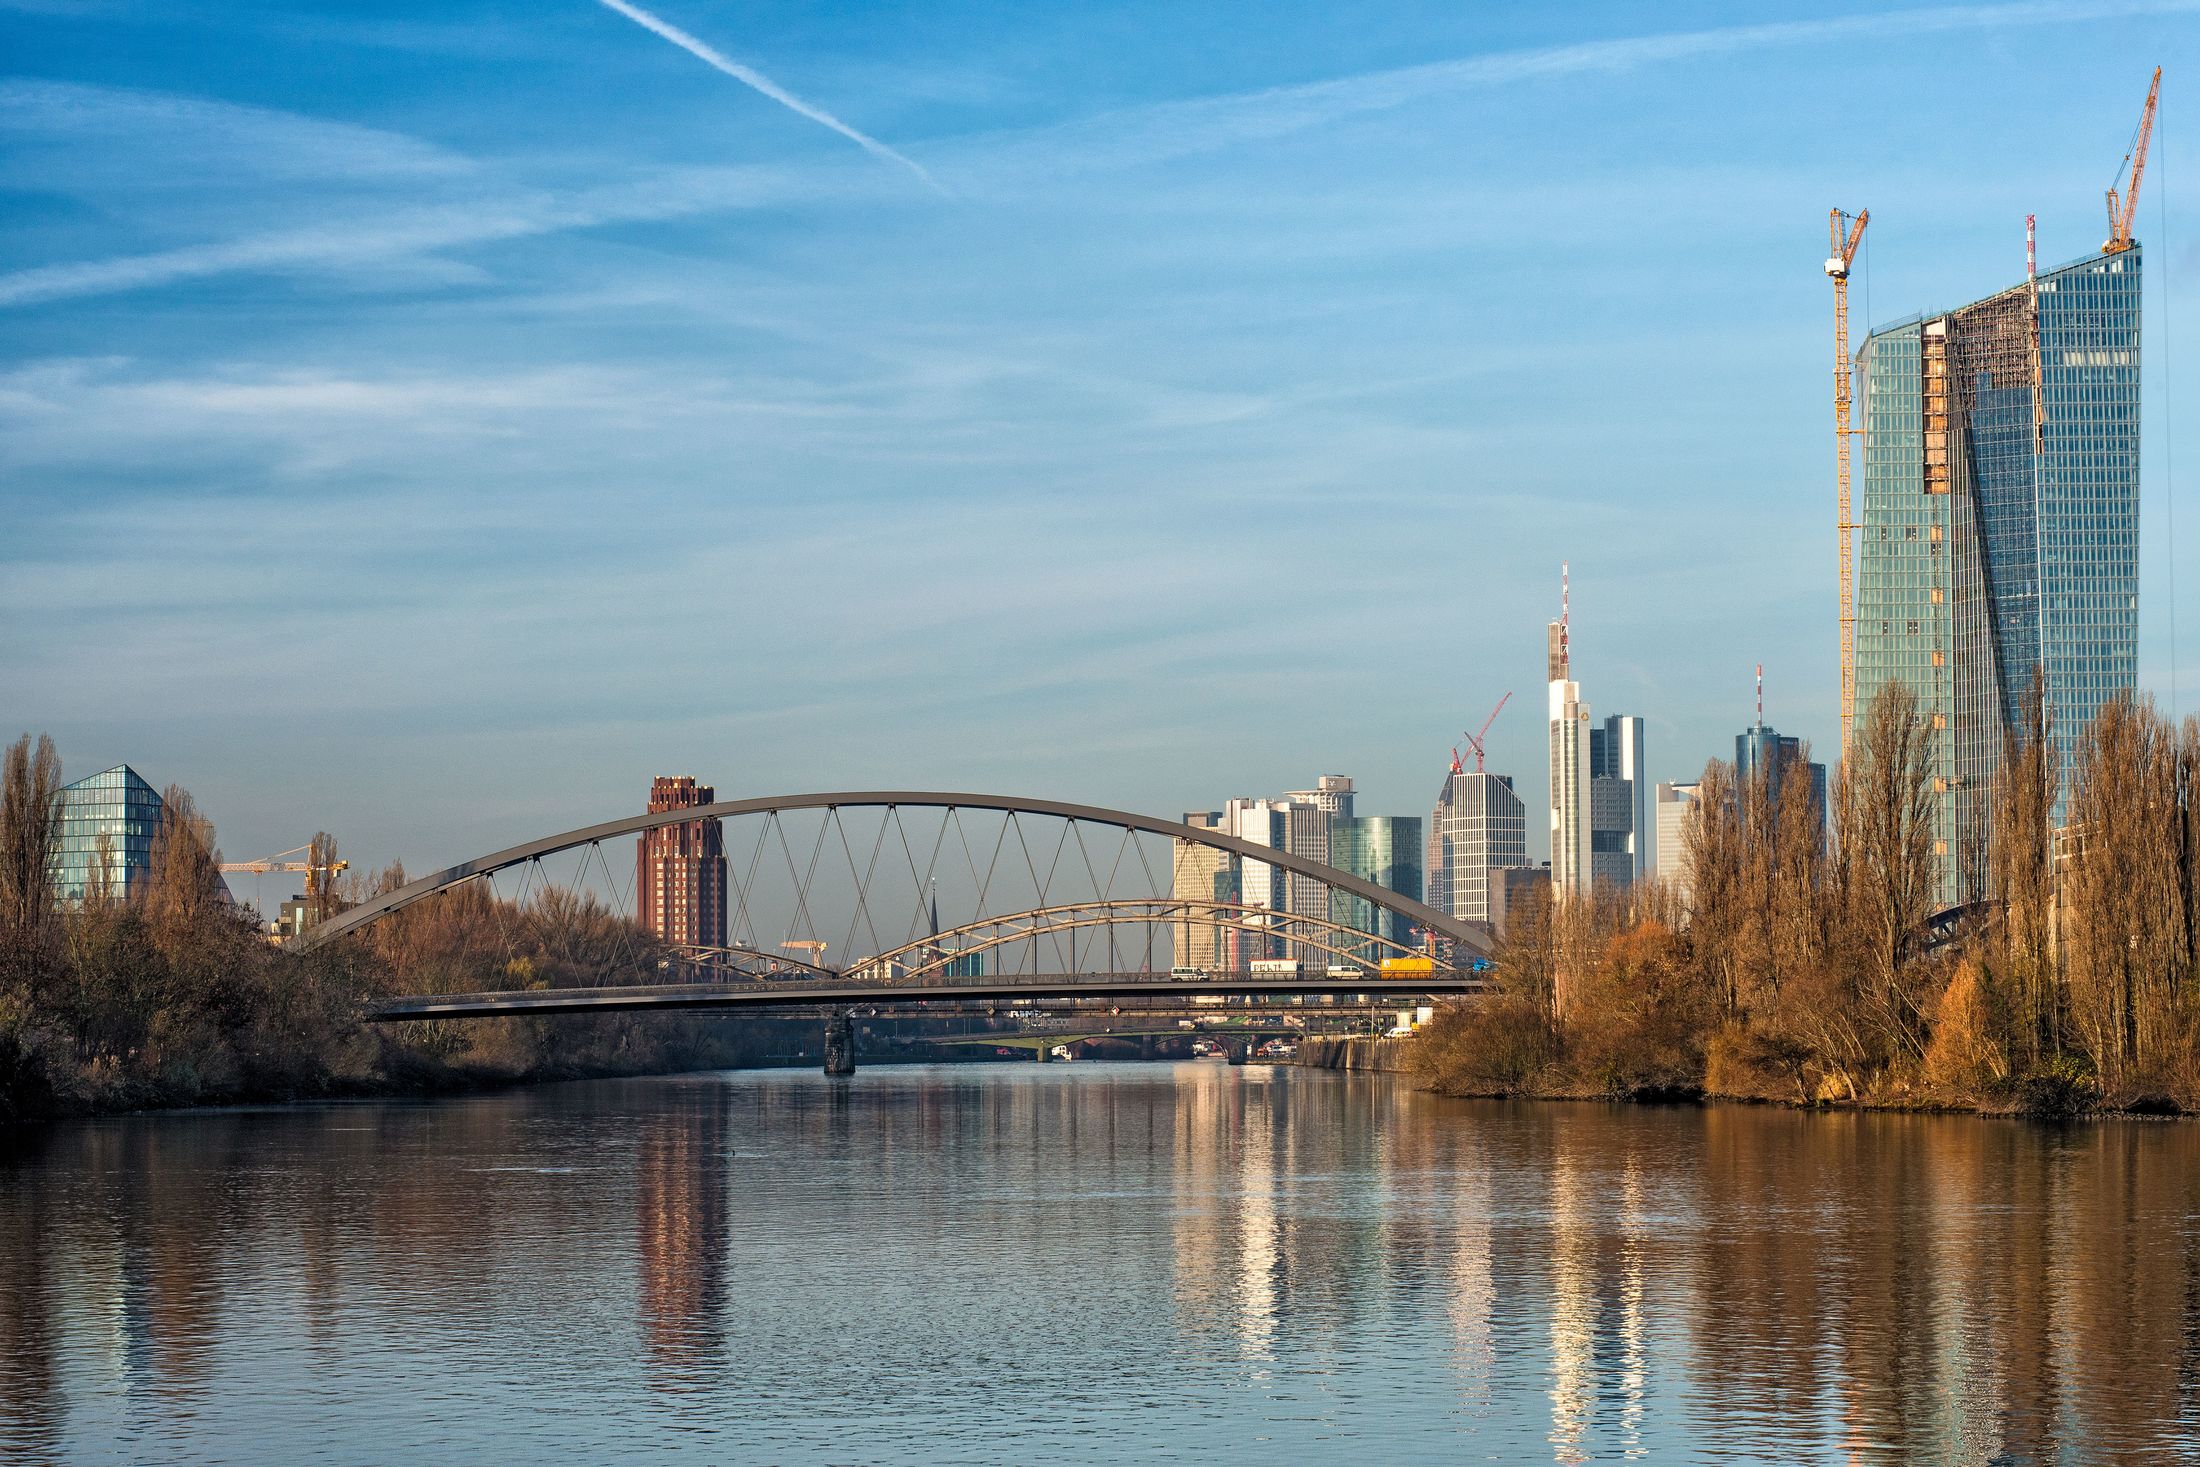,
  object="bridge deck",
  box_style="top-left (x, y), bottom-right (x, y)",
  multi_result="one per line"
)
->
top-left (366, 973), bottom-right (1484, 1021)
